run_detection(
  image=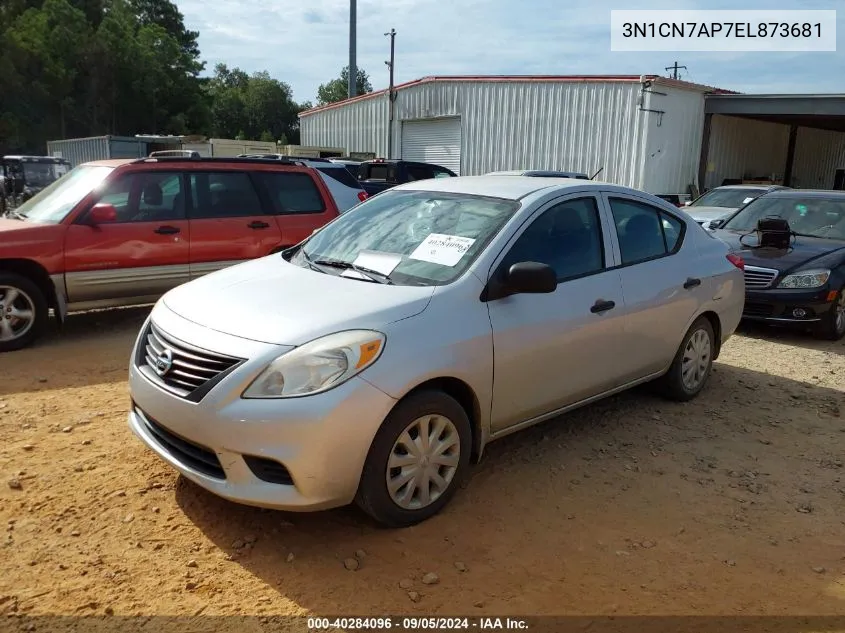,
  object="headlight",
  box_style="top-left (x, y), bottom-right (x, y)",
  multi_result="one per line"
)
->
top-left (242, 330), bottom-right (385, 399)
top-left (777, 269), bottom-right (831, 289)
